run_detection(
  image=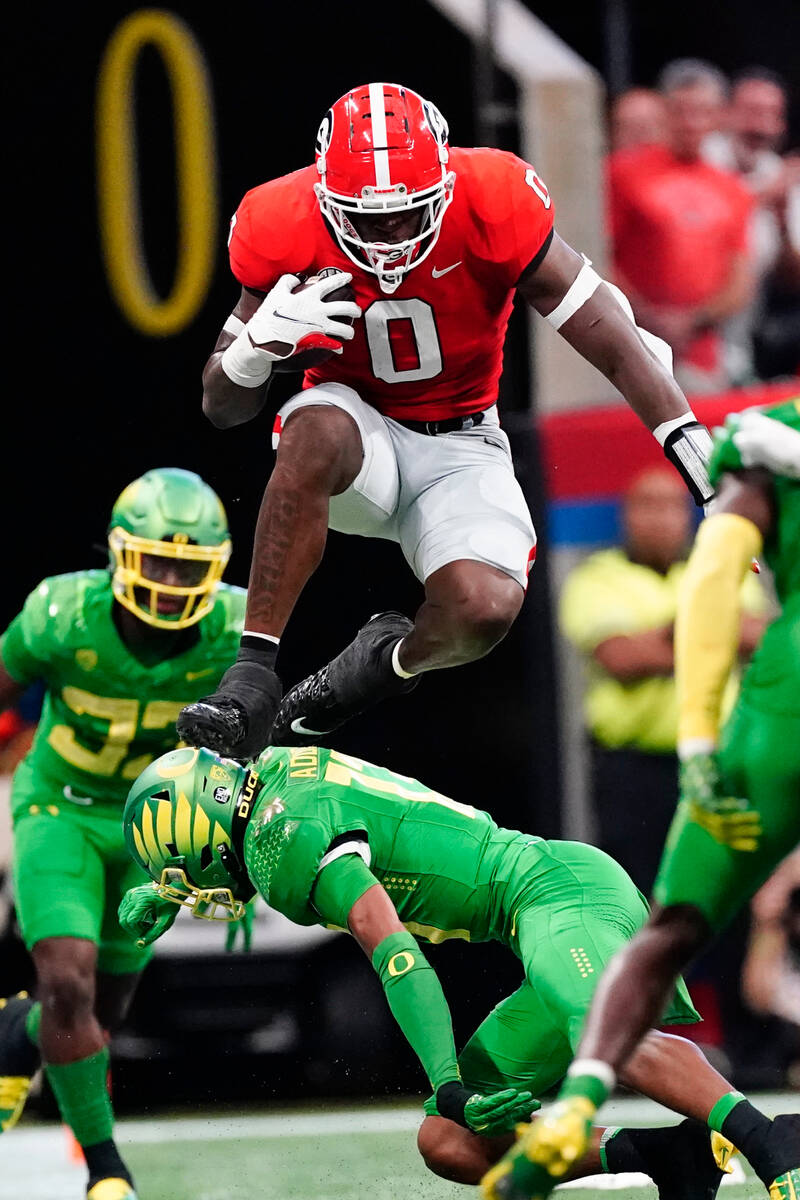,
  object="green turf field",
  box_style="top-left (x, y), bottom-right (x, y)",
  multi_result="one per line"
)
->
top-left (6, 1094), bottom-right (798, 1199)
